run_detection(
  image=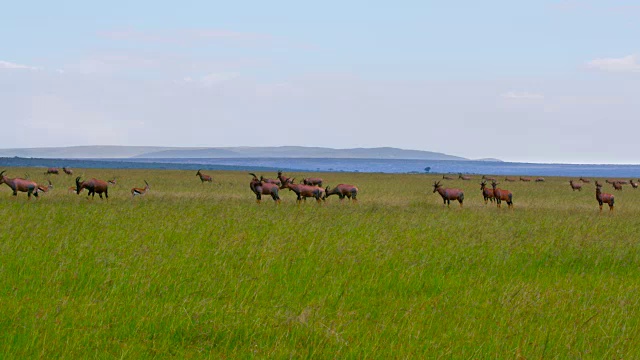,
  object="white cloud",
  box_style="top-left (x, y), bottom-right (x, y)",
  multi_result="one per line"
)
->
top-left (501, 91), bottom-right (544, 100)
top-left (0, 60), bottom-right (41, 71)
top-left (587, 54), bottom-right (640, 73)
